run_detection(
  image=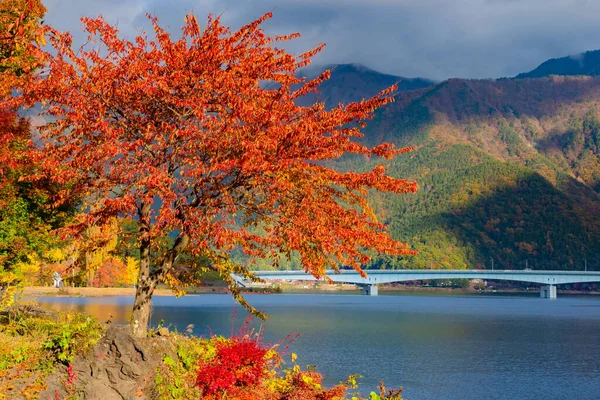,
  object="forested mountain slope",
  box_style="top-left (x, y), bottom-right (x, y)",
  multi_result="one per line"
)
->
top-left (330, 75), bottom-right (600, 271)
